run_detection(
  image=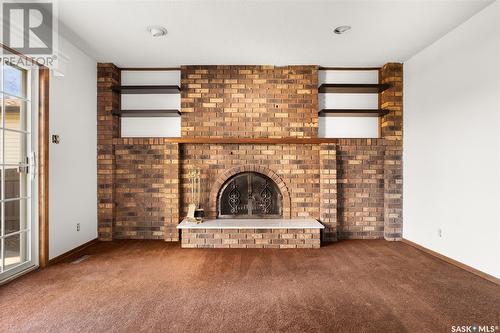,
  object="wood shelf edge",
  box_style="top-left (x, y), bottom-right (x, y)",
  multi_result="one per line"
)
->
top-left (120, 67), bottom-right (181, 71)
top-left (112, 85), bottom-right (181, 94)
top-left (318, 83), bottom-right (390, 94)
top-left (319, 109), bottom-right (390, 117)
top-left (113, 137), bottom-right (340, 144)
top-left (318, 67), bottom-right (380, 71)
top-left (113, 110), bottom-right (181, 117)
